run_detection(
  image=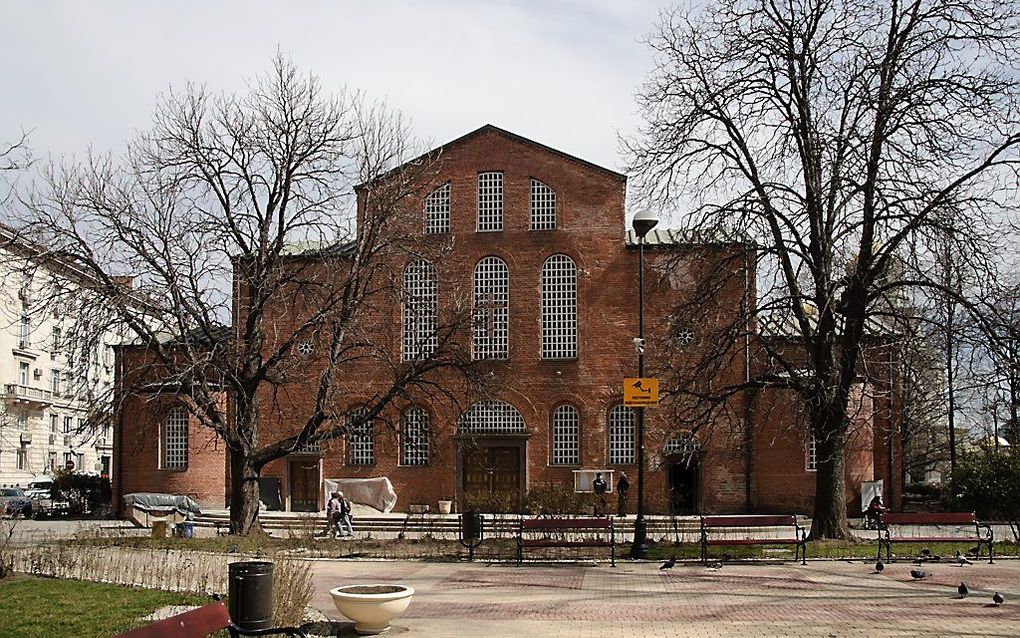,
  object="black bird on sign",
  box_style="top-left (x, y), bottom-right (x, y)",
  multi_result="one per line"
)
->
top-left (874, 559), bottom-right (884, 573)
top-left (910, 570), bottom-right (931, 580)
top-left (993, 592), bottom-right (1004, 606)
top-left (958, 582), bottom-right (969, 598)
top-left (659, 557), bottom-right (676, 570)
